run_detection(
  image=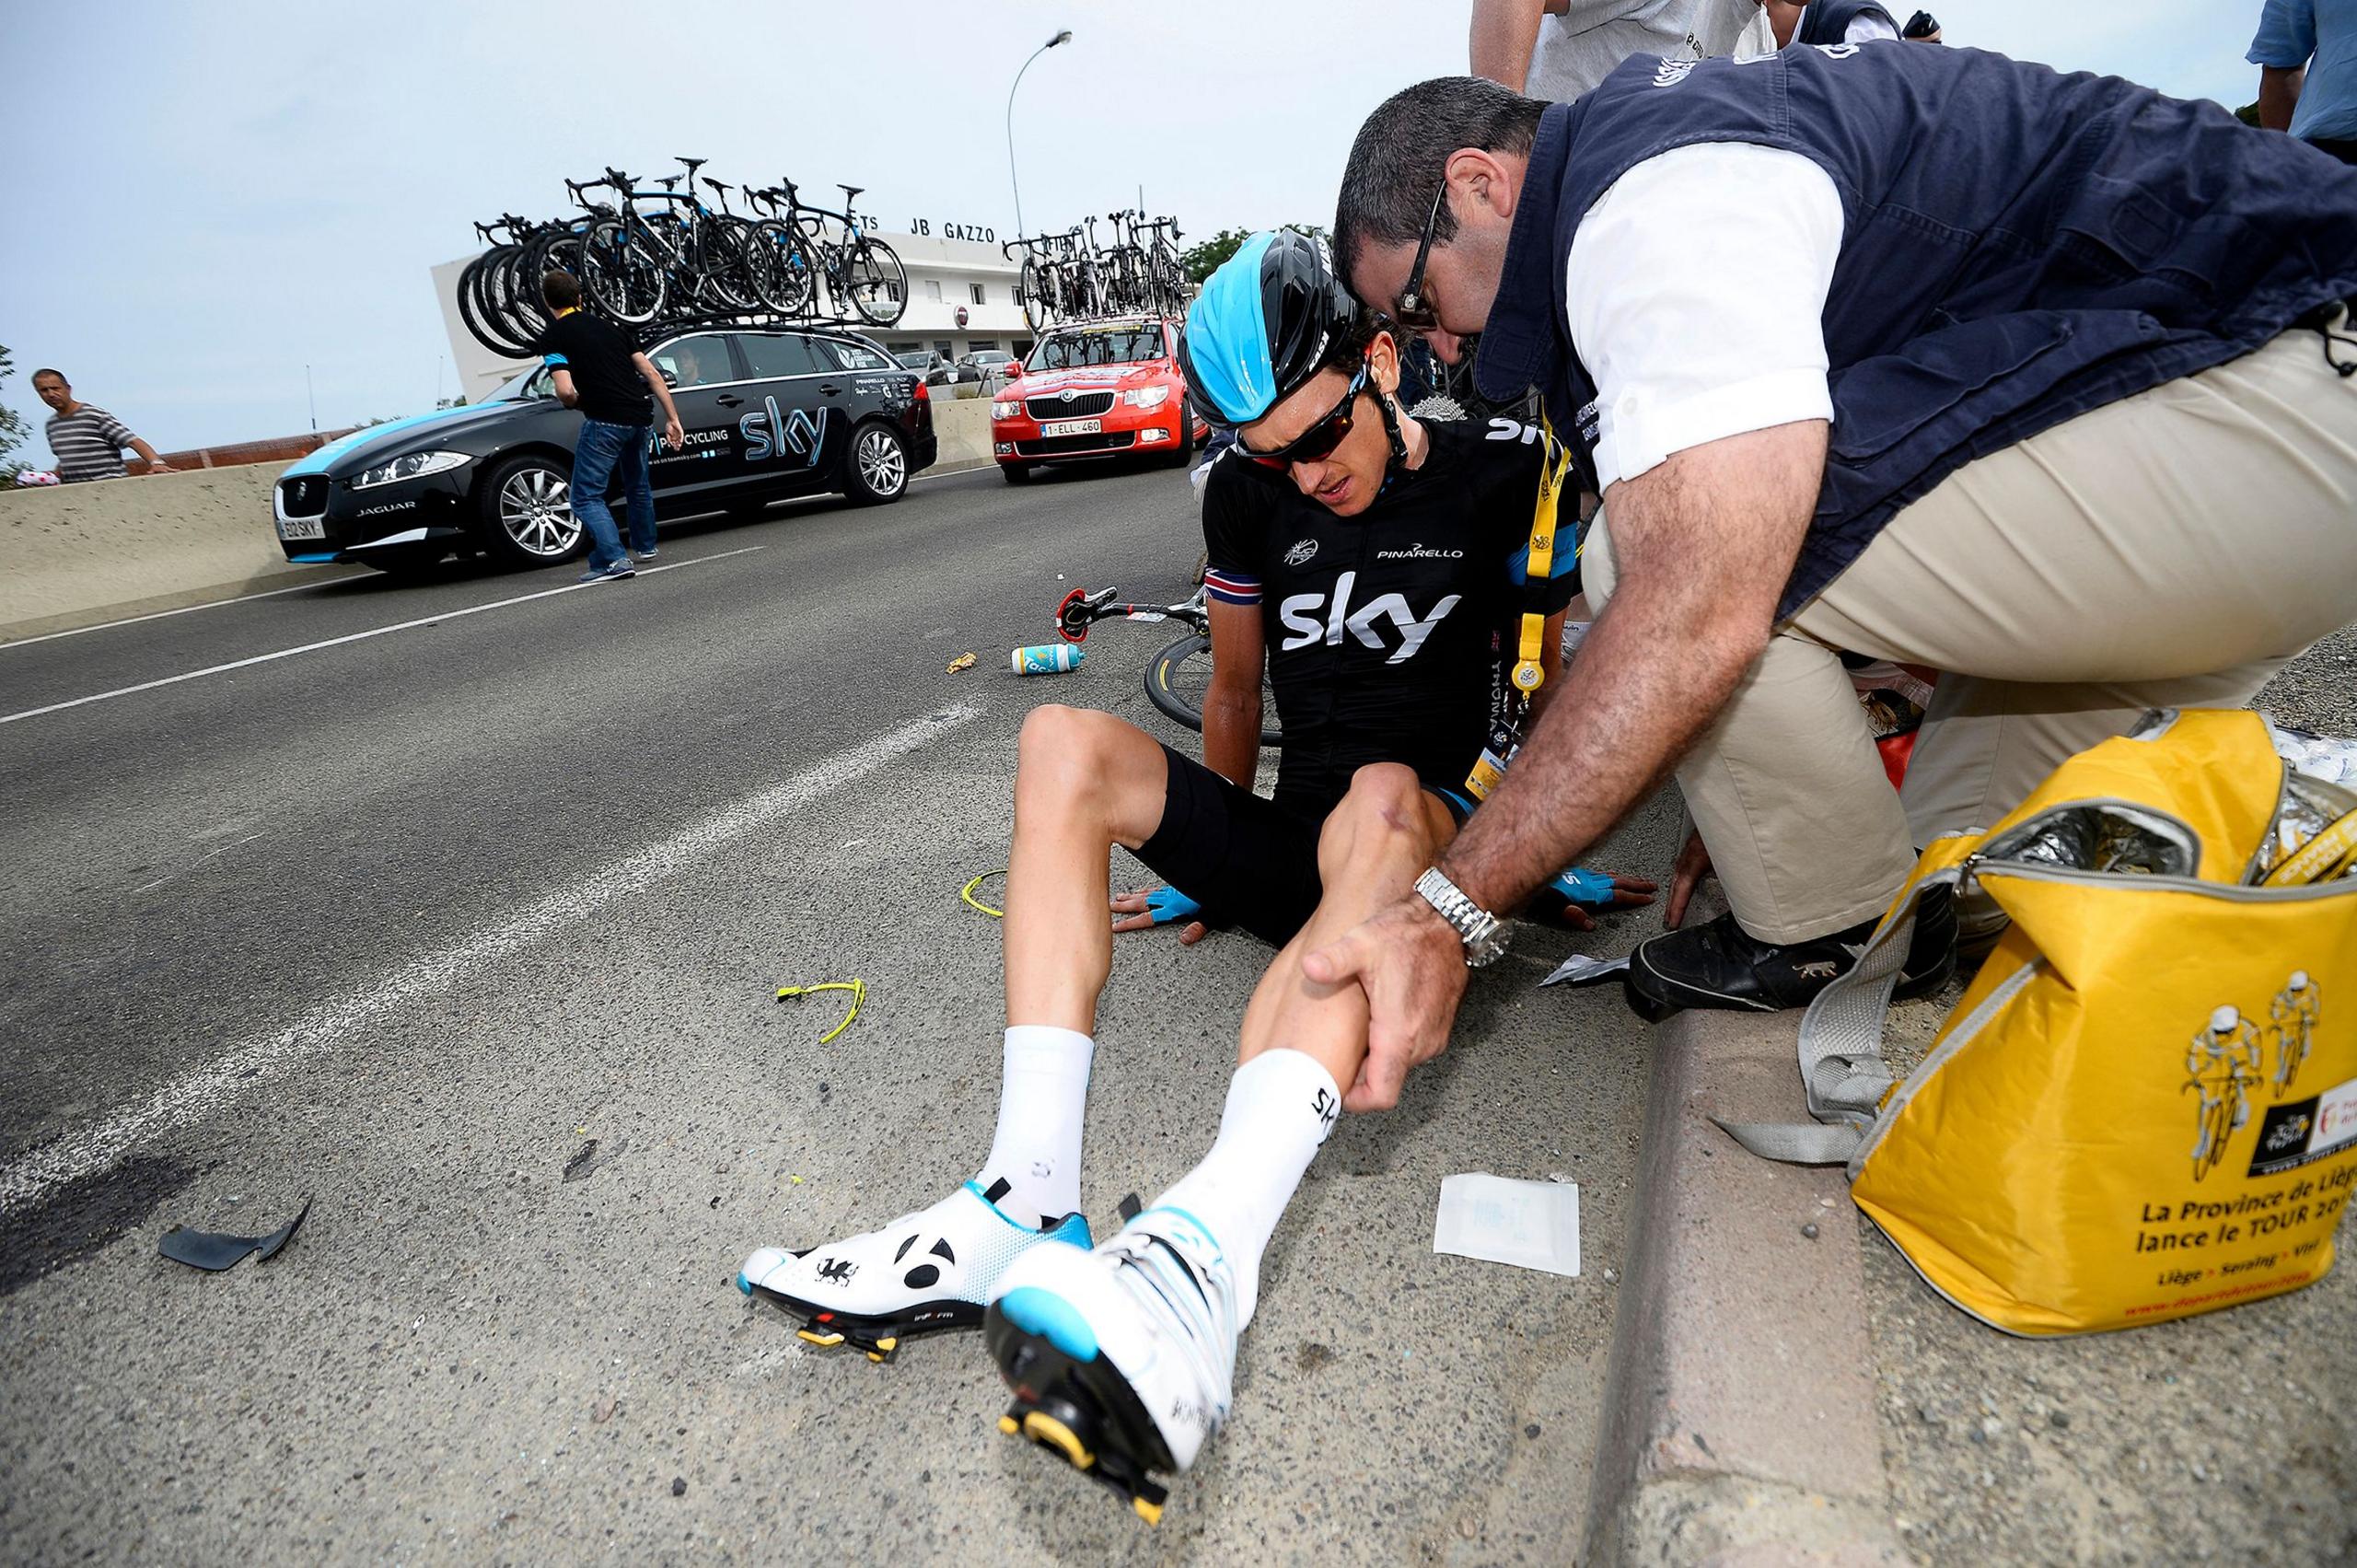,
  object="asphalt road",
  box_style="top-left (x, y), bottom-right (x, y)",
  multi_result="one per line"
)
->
top-left (0, 462), bottom-right (1676, 1562)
